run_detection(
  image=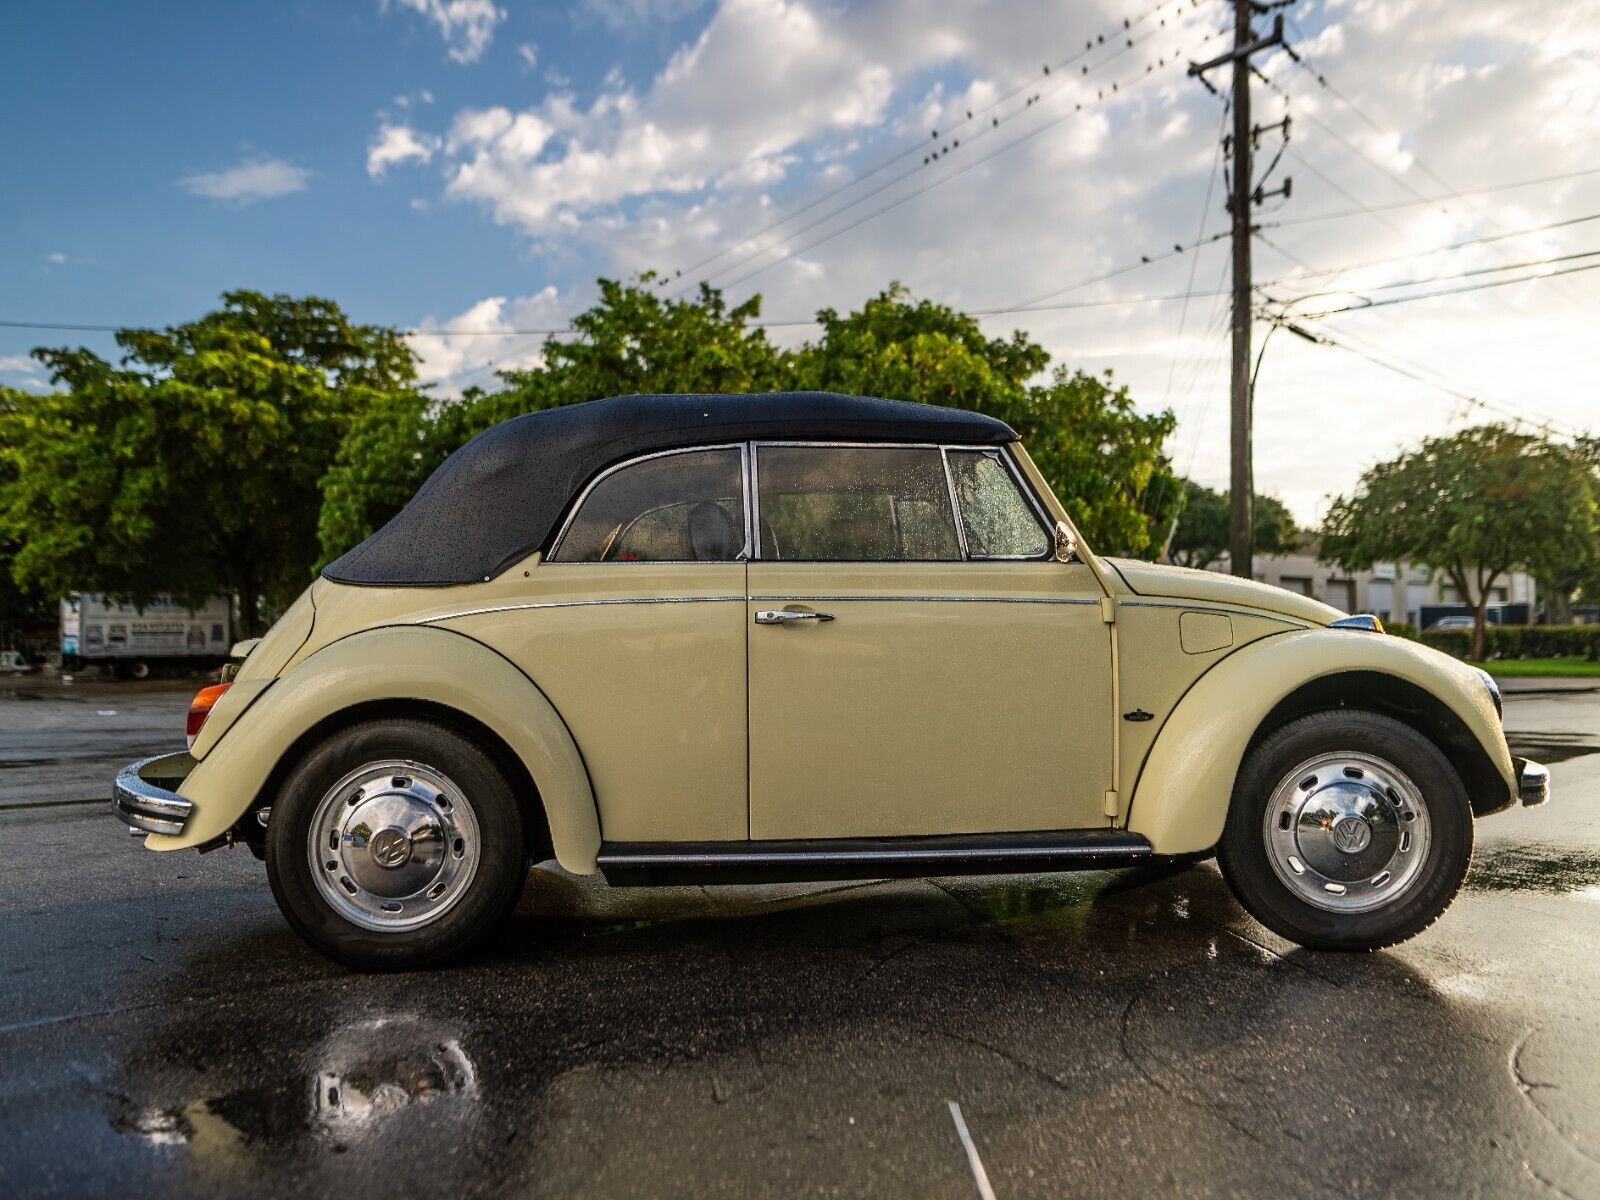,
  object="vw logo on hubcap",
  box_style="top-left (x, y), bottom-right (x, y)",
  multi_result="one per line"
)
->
top-left (369, 826), bottom-right (413, 869)
top-left (1331, 815), bottom-right (1373, 855)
